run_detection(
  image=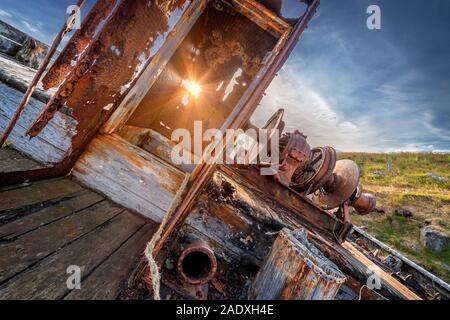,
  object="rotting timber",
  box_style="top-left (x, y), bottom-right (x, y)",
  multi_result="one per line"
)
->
top-left (0, 0), bottom-right (449, 300)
